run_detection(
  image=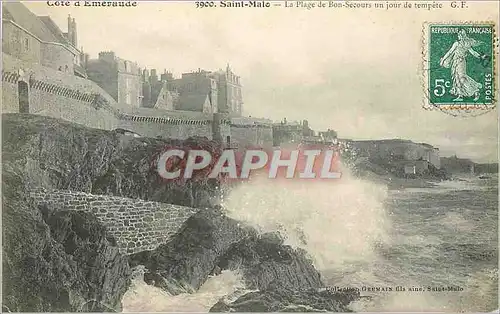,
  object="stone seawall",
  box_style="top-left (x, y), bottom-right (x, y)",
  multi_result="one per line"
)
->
top-left (29, 189), bottom-right (201, 255)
